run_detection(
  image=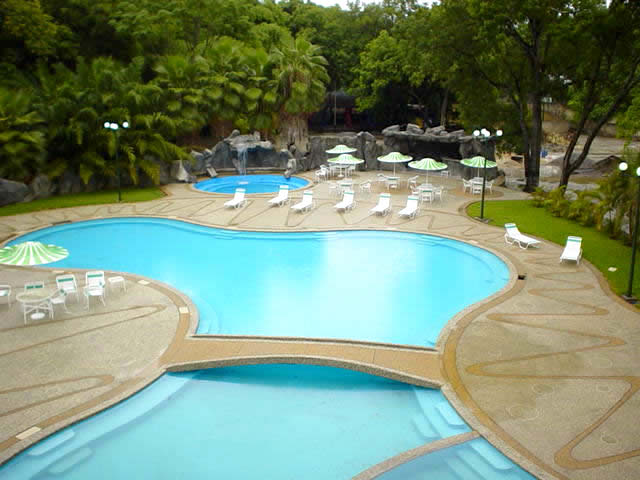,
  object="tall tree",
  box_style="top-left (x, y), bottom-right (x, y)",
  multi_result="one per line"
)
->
top-left (558, 0), bottom-right (640, 186)
top-left (429, 0), bottom-right (580, 191)
top-left (270, 36), bottom-right (329, 152)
